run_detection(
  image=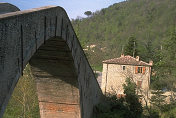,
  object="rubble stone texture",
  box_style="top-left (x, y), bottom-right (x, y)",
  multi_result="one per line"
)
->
top-left (101, 55), bottom-right (152, 100)
top-left (0, 3), bottom-right (20, 14)
top-left (0, 4), bottom-right (103, 118)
